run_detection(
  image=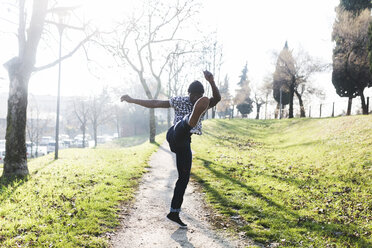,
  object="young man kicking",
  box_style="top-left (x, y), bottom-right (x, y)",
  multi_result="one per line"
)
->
top-left (120, 70), bottom-right (221, 228)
